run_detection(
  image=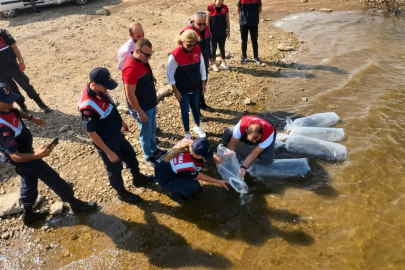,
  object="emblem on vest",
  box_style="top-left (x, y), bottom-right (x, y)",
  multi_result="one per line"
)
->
top-left (3, 87), bottom-right (9, 95)
top-left (193, 53), bottom-right (199, 61)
